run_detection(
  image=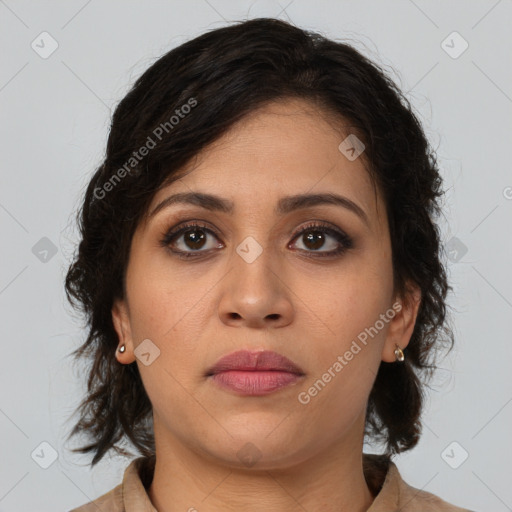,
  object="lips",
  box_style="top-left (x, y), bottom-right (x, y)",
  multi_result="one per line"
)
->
top-left (206, 350), bottom-right (305, 376)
